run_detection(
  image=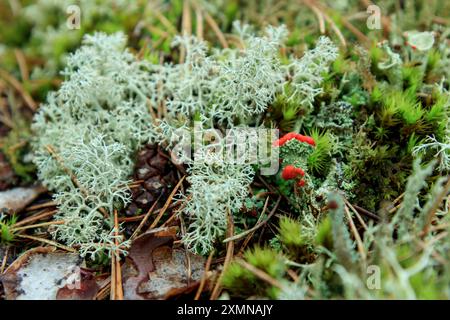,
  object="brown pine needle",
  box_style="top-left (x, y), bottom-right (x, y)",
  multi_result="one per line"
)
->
top-left (236, 259), bottom-right (284, 290)
top-left (180, 0), bottom-right (192, 64)
top-left (17, 234), bottom-right (76, 252)
top-left (179, 214), bottom-right (192, 283)
top-left (118, 200), bottom-right (182, 222)
top-left (0, 68), bottom-right (37, 111)
top-left (322, 13), bottom-right (347, 48)
top-left (111, 209), bottom-right (124, 300)
top-left (223, 196), bottom-right (281, 243)
top-left (183, 4), bottom-right (192, 31)
top-left (13, 209), bottom-right (58, 227)
top-left (344, 198), bottom-right (368, 230)
top-left (239, 196), bottom-right (270, 255)
top-left (14, 49), bottom-right (29, 82)
top-left (154, 11), bottom-right (178, 35)
top-left (353, 204), bottom-right (380, 221)
top-left (194, 250), bottom-right (214, 300)
top-left (388, 192), bottom-right (405, 214)
top-left (110, 251), bottom-right (116, 300)
top-left (95, 281), bottom-right (111, 300)
top-left (210, 211), bottom-right (234, 300)
top-left (26, 201), bottom-right (57, 212)
top-left (12, 220), bottom-right (65, 232)
top-left (304, 1), bottom-right (325, 34)
top-left (204, 12), bottom-right (228, 48)
top-left (148, 175), bottom-right (186, 230)
top-left (344, 205), bottom-right (366, 262)
top-left (1, 246), bottom-right (9, 274)
top-left (422, 176), bottom-right (450, 237)
top-left (161, 196), bottom-right (189, 227)
top-left (130, 193), bottom-right (163, 240)
top-left (341, 18), bottom-right (370, 46)
top-left (195, 6), bottom-right (204, 40)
